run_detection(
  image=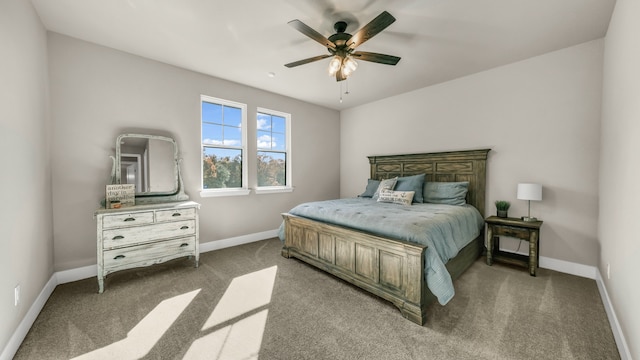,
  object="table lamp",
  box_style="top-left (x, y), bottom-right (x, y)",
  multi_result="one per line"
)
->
top-left (517, 183), bottom-right (542, 222)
